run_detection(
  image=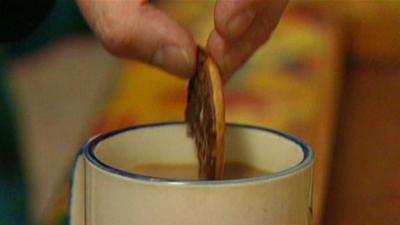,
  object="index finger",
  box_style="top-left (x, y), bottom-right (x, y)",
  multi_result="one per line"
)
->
top-left (77, 0), bottom-right (197, 78)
